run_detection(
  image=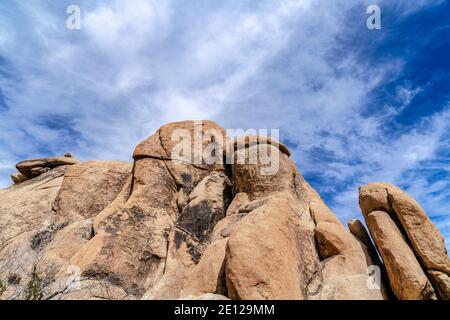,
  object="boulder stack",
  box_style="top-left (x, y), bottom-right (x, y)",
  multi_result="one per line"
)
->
top-left (11, 155), bottom-right (80, 184)
top-left (359, 183), bottom-right (450, 299)
top-left (0, 121), bottom-right (448, 300)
